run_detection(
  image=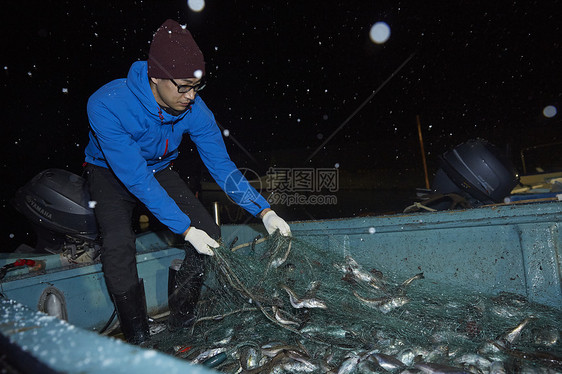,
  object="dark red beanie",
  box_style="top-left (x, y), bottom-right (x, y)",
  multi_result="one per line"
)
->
top-left (148, 19), bottom-right (205, 79)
